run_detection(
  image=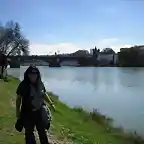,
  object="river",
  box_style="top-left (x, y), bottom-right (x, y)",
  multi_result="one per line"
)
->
top-left (7, 66), bottom-right (144, 135)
